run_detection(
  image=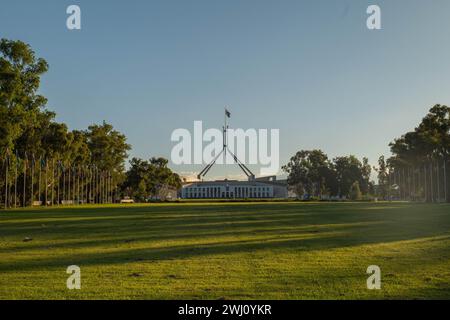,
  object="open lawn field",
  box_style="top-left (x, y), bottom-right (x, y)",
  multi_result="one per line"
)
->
top-left (0, 202), bottom-right (449, 299)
